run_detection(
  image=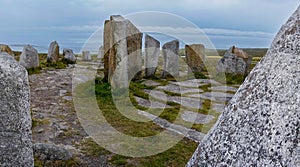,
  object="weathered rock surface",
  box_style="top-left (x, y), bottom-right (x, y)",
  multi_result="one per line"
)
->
top-left (97, 46), bottom-right (103, 59)
top-left (185, 44), bottom-right (206, 74)
top-left (47, 41), bottom-right (60, 63)
top-left (145, 34), bottom-right (160, 78)
top-left (188, 5), bottom-right (300, 167)
top-left (33, 143), bottom-right (72, 161)
top-left (82, 51), bottom-right (91, 61)
top-left (0, 44), bottom-right (14, 56)
top-left (217, 46), bottom-right (247, 75)
top-left (63, 48), bottom-right (76, 63)
top-left (19, 45), bottom-right (39, 69)
top-left (0, 52), bottom-right (33, 166)
top-left (161, 40), bottom-right (179, 78)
